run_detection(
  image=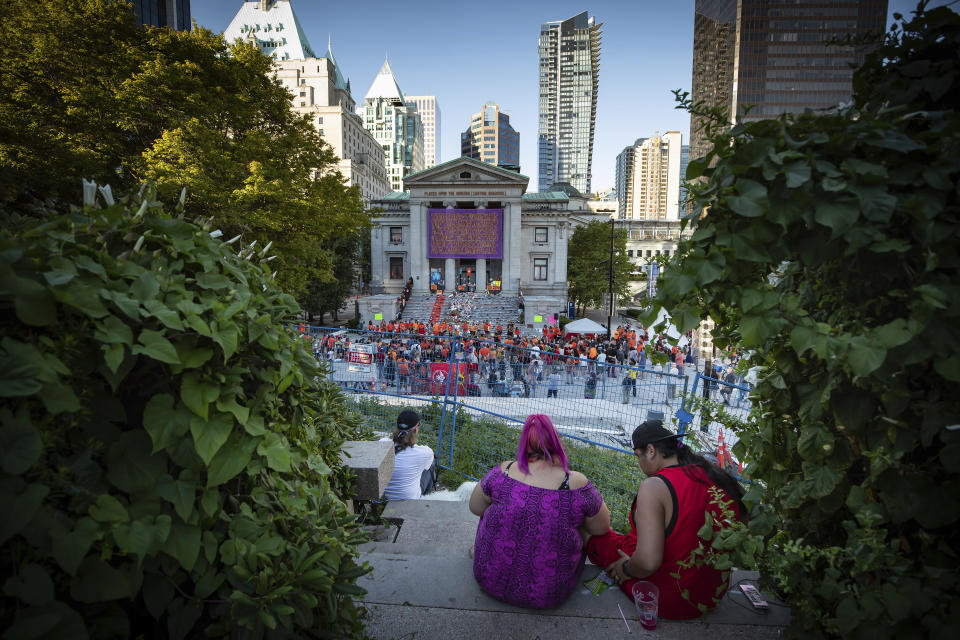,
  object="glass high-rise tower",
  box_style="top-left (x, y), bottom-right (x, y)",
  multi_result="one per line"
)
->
top-left (537, 11), bottom-right (602, 194)
top-left (461, 102), bottom-right (520, 168)
top-left (690, 0), bottom-right (888, 161)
